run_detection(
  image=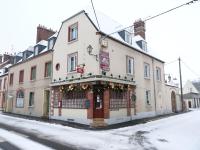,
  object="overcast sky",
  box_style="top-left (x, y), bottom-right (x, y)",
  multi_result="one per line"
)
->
top-left (0, 0), bottom-right (200, 83)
